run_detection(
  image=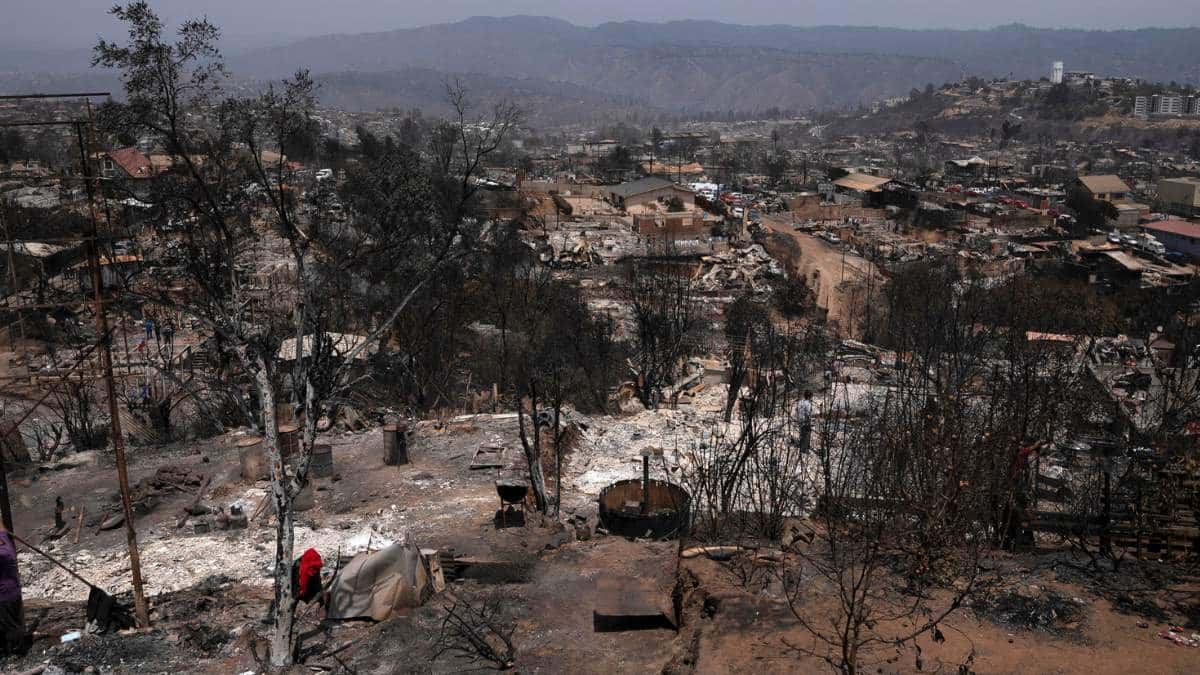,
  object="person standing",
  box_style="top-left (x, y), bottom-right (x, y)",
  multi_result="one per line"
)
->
top-left (0, 522), bottom-right (26, 655)
top-left (795, 390), bottom-right (814, 454)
